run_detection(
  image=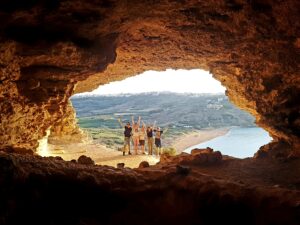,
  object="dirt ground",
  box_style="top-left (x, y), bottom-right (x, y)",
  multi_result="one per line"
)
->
top-left (45, 129), bottom-right (228, 168)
